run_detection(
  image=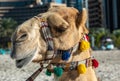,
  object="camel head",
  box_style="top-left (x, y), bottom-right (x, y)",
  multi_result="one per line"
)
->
top-left (10, 7), bottom-right (88, 68)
